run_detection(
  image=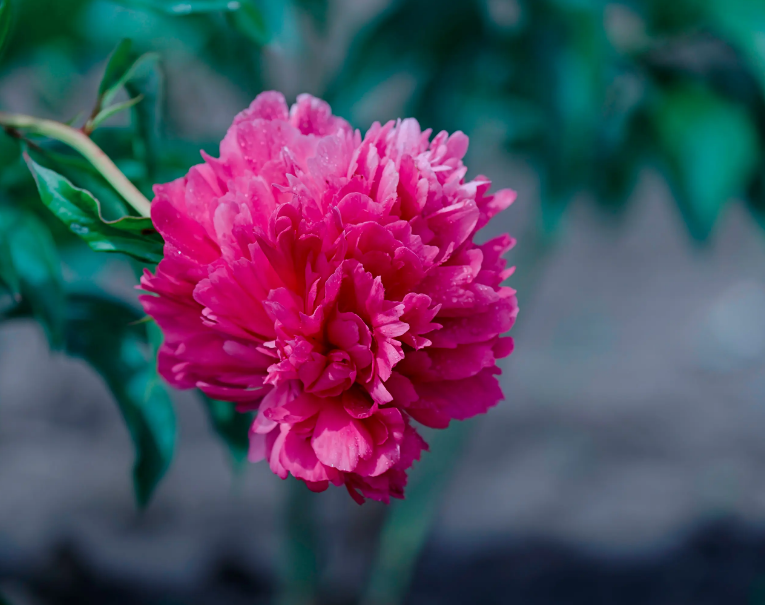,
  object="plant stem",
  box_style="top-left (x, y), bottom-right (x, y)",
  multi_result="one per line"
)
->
top-left (361, 423), bottom-right (471, 605)
top-left (0, 111), bottom-right (152, 218)
top-left (277, 479), bottom-right (320, 605)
